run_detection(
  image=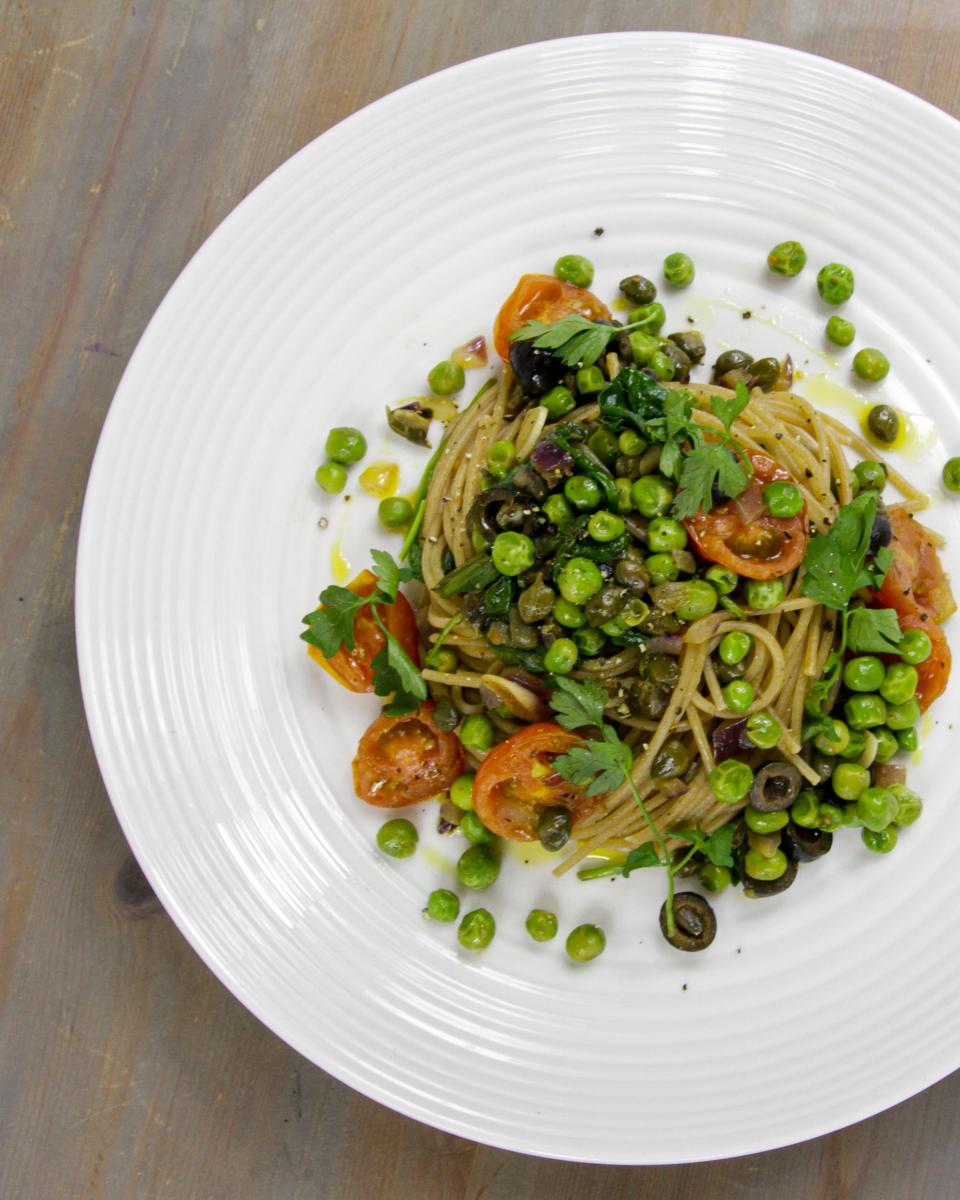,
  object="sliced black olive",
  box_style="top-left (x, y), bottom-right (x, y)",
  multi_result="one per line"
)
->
top-left (869, 507), bottom-right (893, 555)
top-left (782, 821), bottom-right (833, 862)
top-left (659, 892), bottom-right (717, 951)
top-left (809, 750), bottom-right (835, 783)
top-left (750, 762), bottom-right (802, 812)
top-left (509, 340), bottom-right (564, 395)
top-left (671, 847), bottom-right (704, 877)
top-left (667, 329), bottom-right (705, 364)
top-left (512, 463), bottom-right (550, 502)
top-left (712, 348), bottom-right (753, 380)
top-left (538, 806), bottom-right (572, 852)
top-left (740, 853), bottom-right (798, 898)
top-left (619, 274), bottom-right (657, 305)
